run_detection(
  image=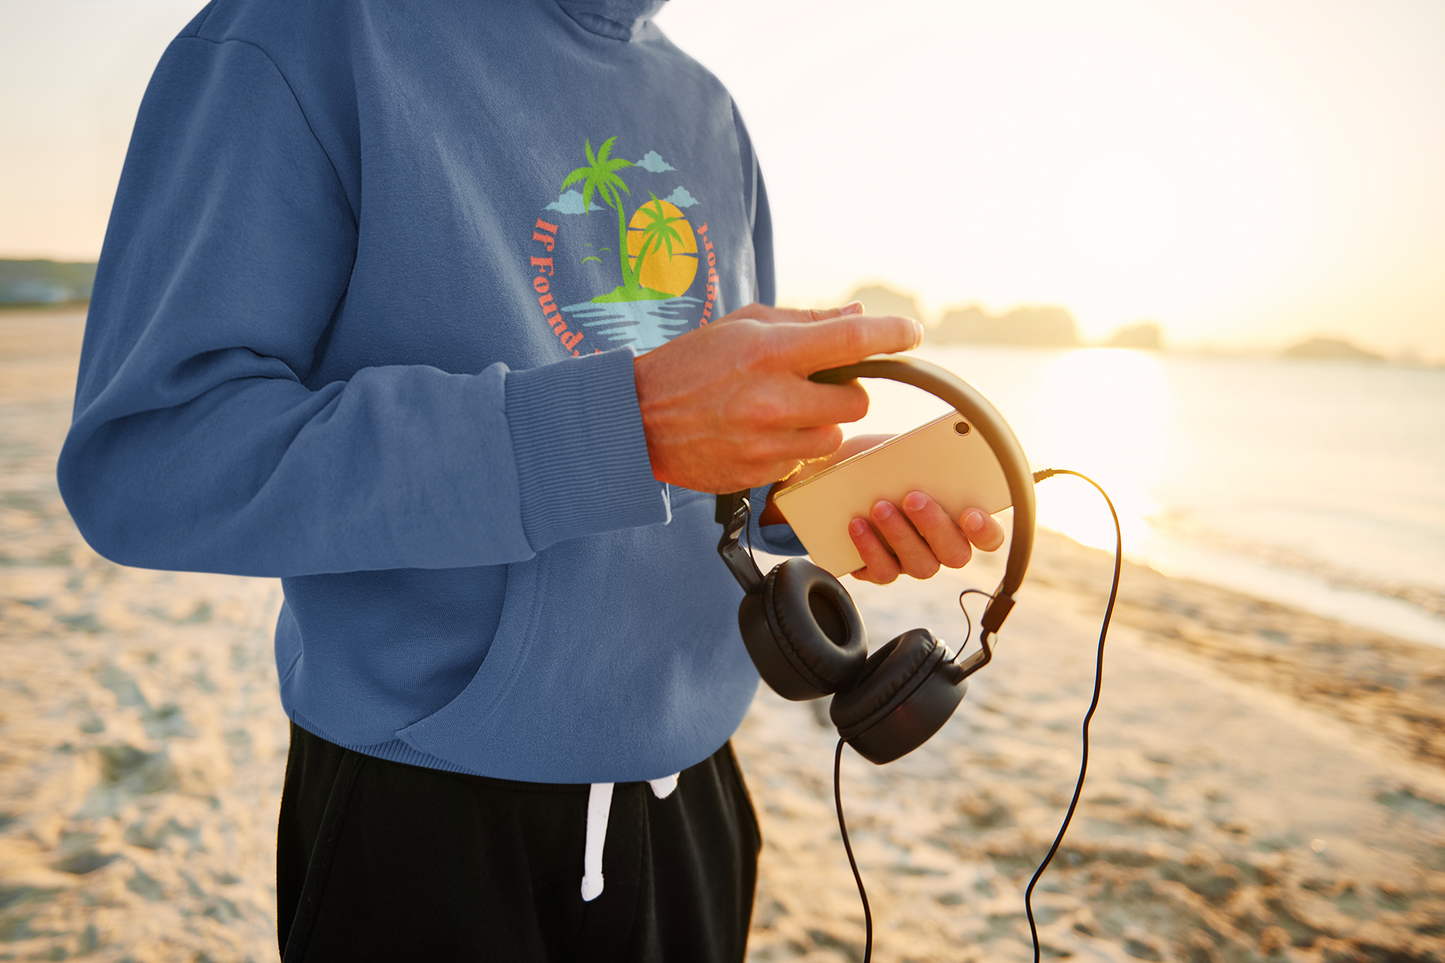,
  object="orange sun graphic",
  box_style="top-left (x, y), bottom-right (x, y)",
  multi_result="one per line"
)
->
top-left (626, 200), bottom-right (699, 297)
